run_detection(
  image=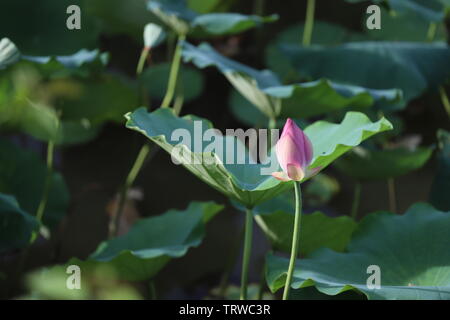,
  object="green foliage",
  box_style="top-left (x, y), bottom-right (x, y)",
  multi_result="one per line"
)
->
top-left (266, 203), bottom-right (450, 300)
top-left (280, 42), bottom-right (450, 102)
top-left (0, 193), bottom-right (39, 253)
top-left (126, 107), bottom-right (391, 207)
top-left (182, 41), bottom-right (401, 120)
top-left (140, 63), bottom-right (204, 102)
top-left (335, 145), bottom-right (434, 180)
top-left (0, 139), bottom-right (69, 229)
top-left (253, 193), bottom-right (356, 256)
top-left (430, 130), bottom-right (450, 211)
top-left (147, 0), bottom-right (277, 36)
